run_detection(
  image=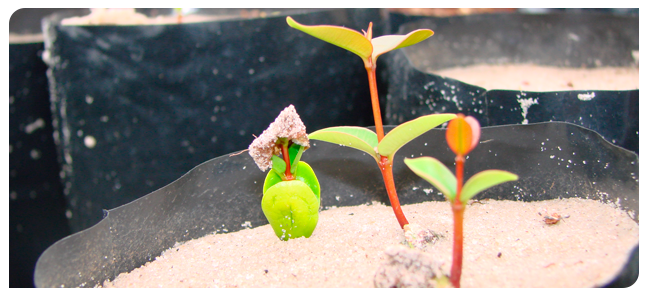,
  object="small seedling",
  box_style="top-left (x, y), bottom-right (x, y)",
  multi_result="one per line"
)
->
top-left (404, 114), bottom-right (519, 288)
top-left (249, 105), bottom-right (320, 241)
top-left (287, 16), bottom-right (455, 232)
